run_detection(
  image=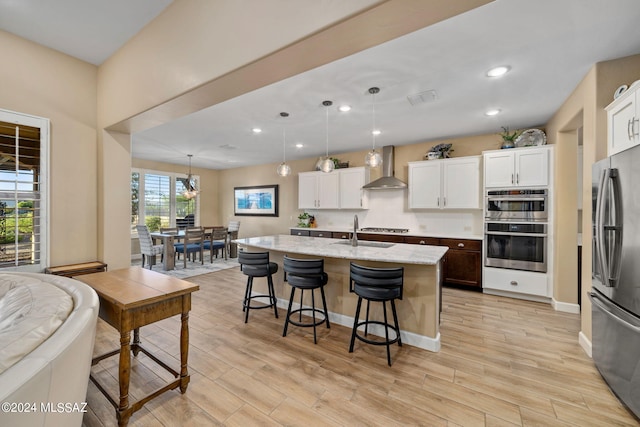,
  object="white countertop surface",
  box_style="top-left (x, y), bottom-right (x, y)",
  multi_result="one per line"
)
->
top-left (290, 227), bottom-right (483, 241)
top-left (235, 234), bottom-right (448, 265)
